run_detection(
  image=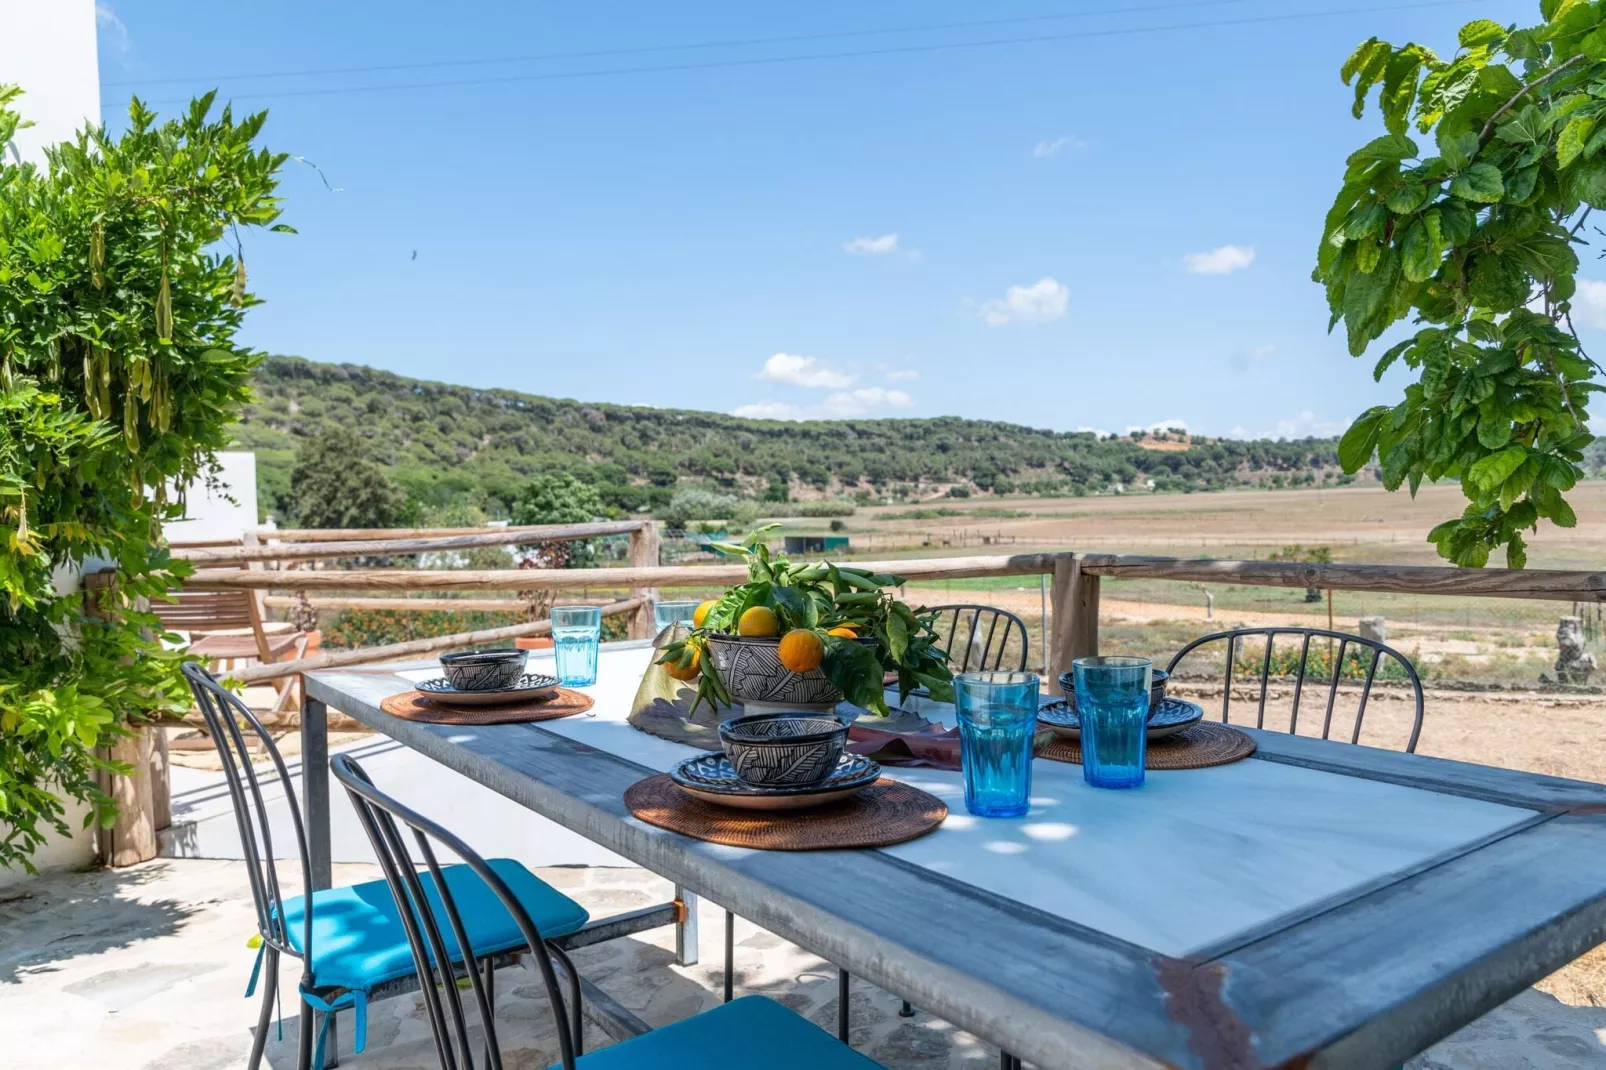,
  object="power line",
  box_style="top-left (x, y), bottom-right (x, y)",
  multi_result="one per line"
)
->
top-left (125, 0), bottom-right (1489, 109)
top-left (104, 0), bottom-right (1259, 88)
